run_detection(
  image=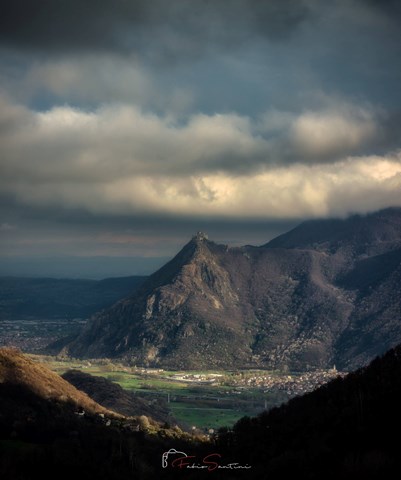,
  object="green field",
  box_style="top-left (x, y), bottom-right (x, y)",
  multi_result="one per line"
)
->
top-left (30, 355), bottom-right (288, 430)
top-left (169, 402), bottom-right (253, 430)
